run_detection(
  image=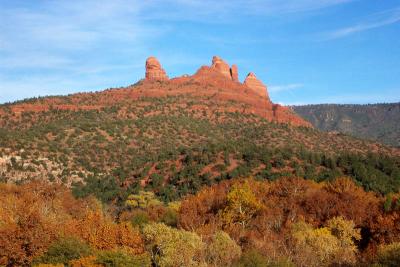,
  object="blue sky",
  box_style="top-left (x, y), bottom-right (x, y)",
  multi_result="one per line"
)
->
top-left (0, 0), bottom-right (399, 105)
